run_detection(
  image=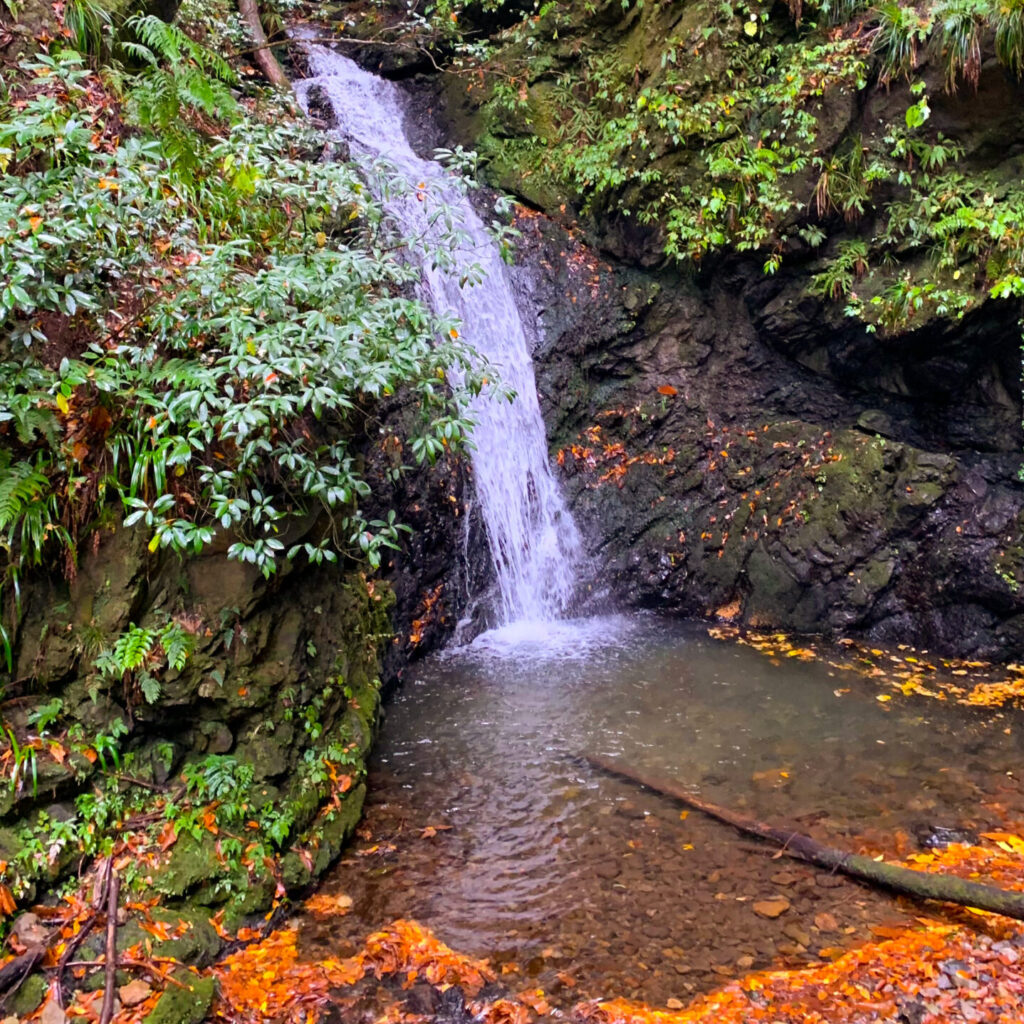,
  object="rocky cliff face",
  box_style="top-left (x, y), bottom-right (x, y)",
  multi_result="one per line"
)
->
top-left (526, 233), bottom-right (1024, 657)
top-left (416, 0), bottom-right (1024, 658)
top-left (0, 410), bottom-right (479, 1013)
